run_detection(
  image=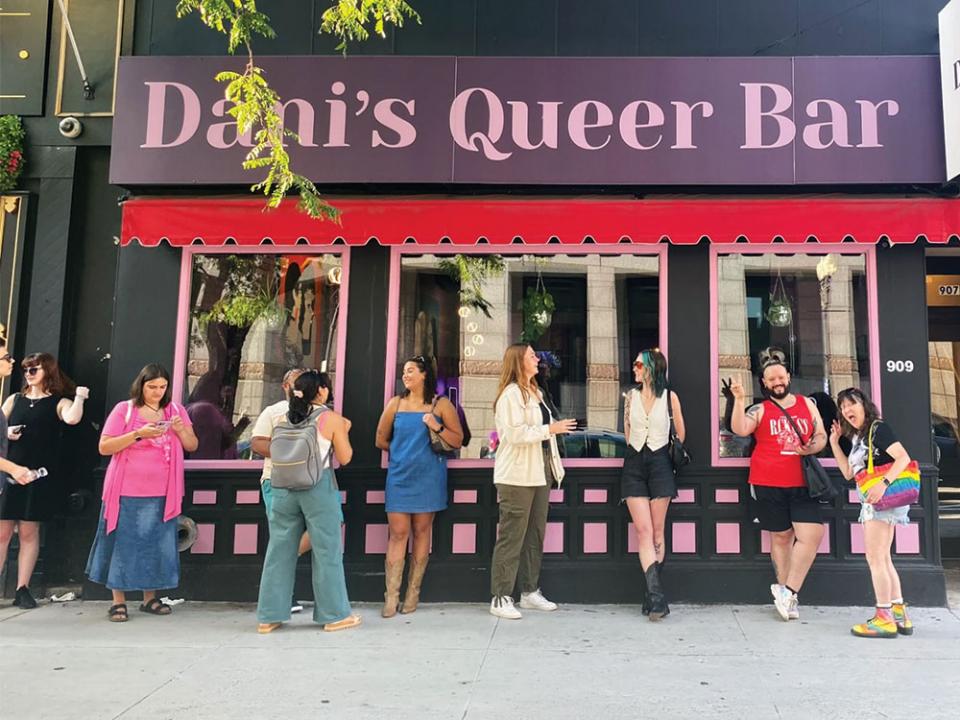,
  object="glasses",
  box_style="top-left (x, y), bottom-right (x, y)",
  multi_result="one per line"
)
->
top-left (23, 366), bottom-right (40, 376)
